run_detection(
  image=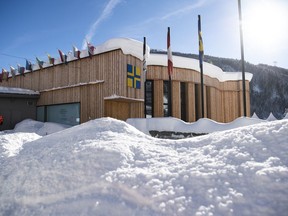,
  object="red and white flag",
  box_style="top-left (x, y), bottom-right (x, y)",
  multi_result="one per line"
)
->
top-left (167, 27), bottom-right (173, 77)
